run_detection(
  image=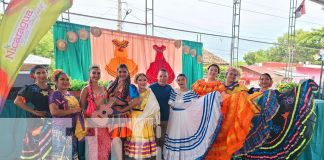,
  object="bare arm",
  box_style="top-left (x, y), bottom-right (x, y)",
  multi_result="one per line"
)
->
top-left (49, 103), bottom-right (81, 117)
top-left (14, 96), bottom-right (45, 117)
top-left (79, 86), bottom-right (89, 110)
